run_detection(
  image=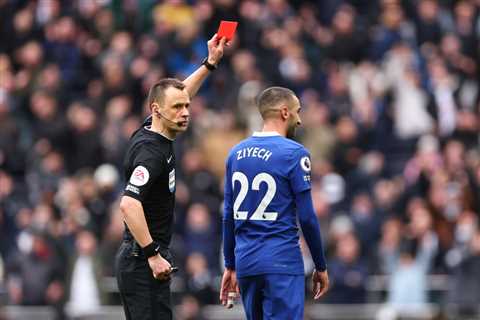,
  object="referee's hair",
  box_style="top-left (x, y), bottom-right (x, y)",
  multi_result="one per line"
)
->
top-left (257, 86), bottom-right (296, 119)
top-left (148, 78), bottom-right (186, 110)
